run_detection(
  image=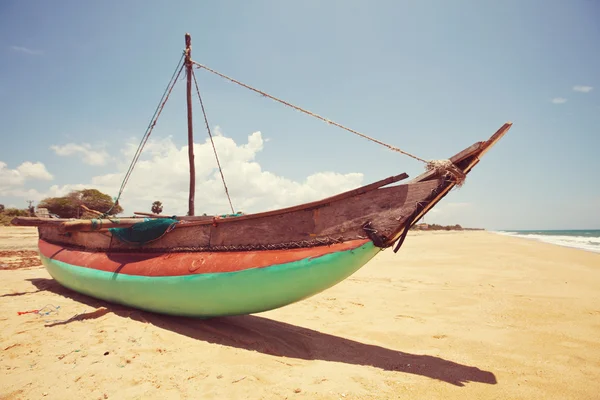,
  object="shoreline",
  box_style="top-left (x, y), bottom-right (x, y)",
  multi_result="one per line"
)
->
top-left (488, 230), bottom-right (600, 254)
top-left (409, 229), bottom-right (600, 255)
